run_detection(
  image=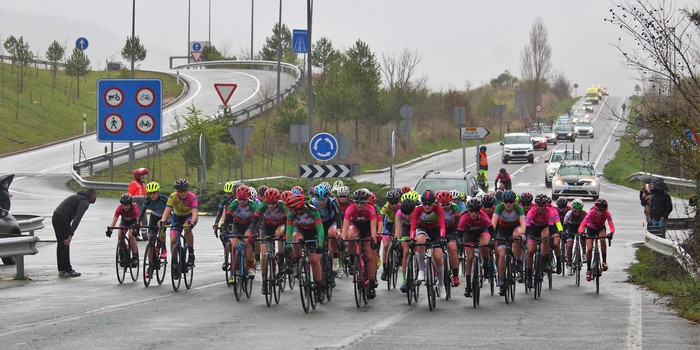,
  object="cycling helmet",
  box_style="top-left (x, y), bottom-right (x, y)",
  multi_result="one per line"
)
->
top-left (174, 179), bottom-right (189, 191)
top-left (315, 185), bottom-right (329, 198)
top-left (401, 192), bottom-right (414, 203)
top-left (502, 190), bottom-right (517, 203)
top-left (317, 182), bottom-right (331, 192)
top-left (280, 190), bottom-right (293, 203)
top-left (120, 193), bottom-right (133, 205)
top-left (534, 194), bottom-right (548, 206)
top-left (332, 180), bottom-right (344, 189)
top-left (594, 198), bottom-right (608, 210)
top-left (519, 192), bottom-right (533, 205)
top-left (499, 168), bottom-right (507, 174)
top-left (400, 200), bottom-right (417, 214)
top-left (571, 198), bottom-right (584, 211)
top-left (421, 190), bottom-right (437, 205)
top-left (436, 190), bottom-right (452, 205)
top-left (133, 167), bottom-right (149, 181)
top-left (467, 197), bottom-right (482, 211)
top-left (494, 190), bottom-right (504, 203)
top-left (257, 185), bottom-right (268, 198)
top-left (386, 189), bottom-right (401, 204)
top-left (291, 185), bottom-right (304, 195)
top-left (367, 192), bottom-right (377, 205)
top-left (337, 186), bottom-right (350, 197)
top-left (482, 193), bottom-right (496, 207)
top-left (145, 182), bottom-right (160, 193)
top-left (556, 196), bottom-right (568, 208)
top-left (263, 188), bottom-right (280, 203)
top-left (235, 185), bottom-right (251, 200)
top-left (546, 196), bottom-right (552, 205)
top-left (223, 181), bottom-right (234, 194)
top-left (459, 192), bottom-right (467, 201)
top-left (353, 188), bottom-right (371, 202)
top-left (448, 189), bottom-right (460, 200)
top-left (249, 187), bottom-right (258, 200)
top-left (400, 185), bottom-right (412, 194)
top-left (285, 194), bottom-right (306, 211)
